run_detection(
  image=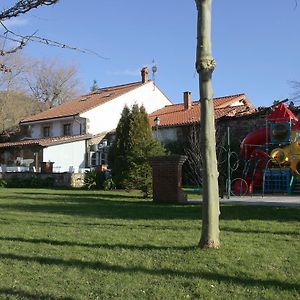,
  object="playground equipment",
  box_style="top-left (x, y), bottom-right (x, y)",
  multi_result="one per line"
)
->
top-left (236, 103), bottom-right (300, 195)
